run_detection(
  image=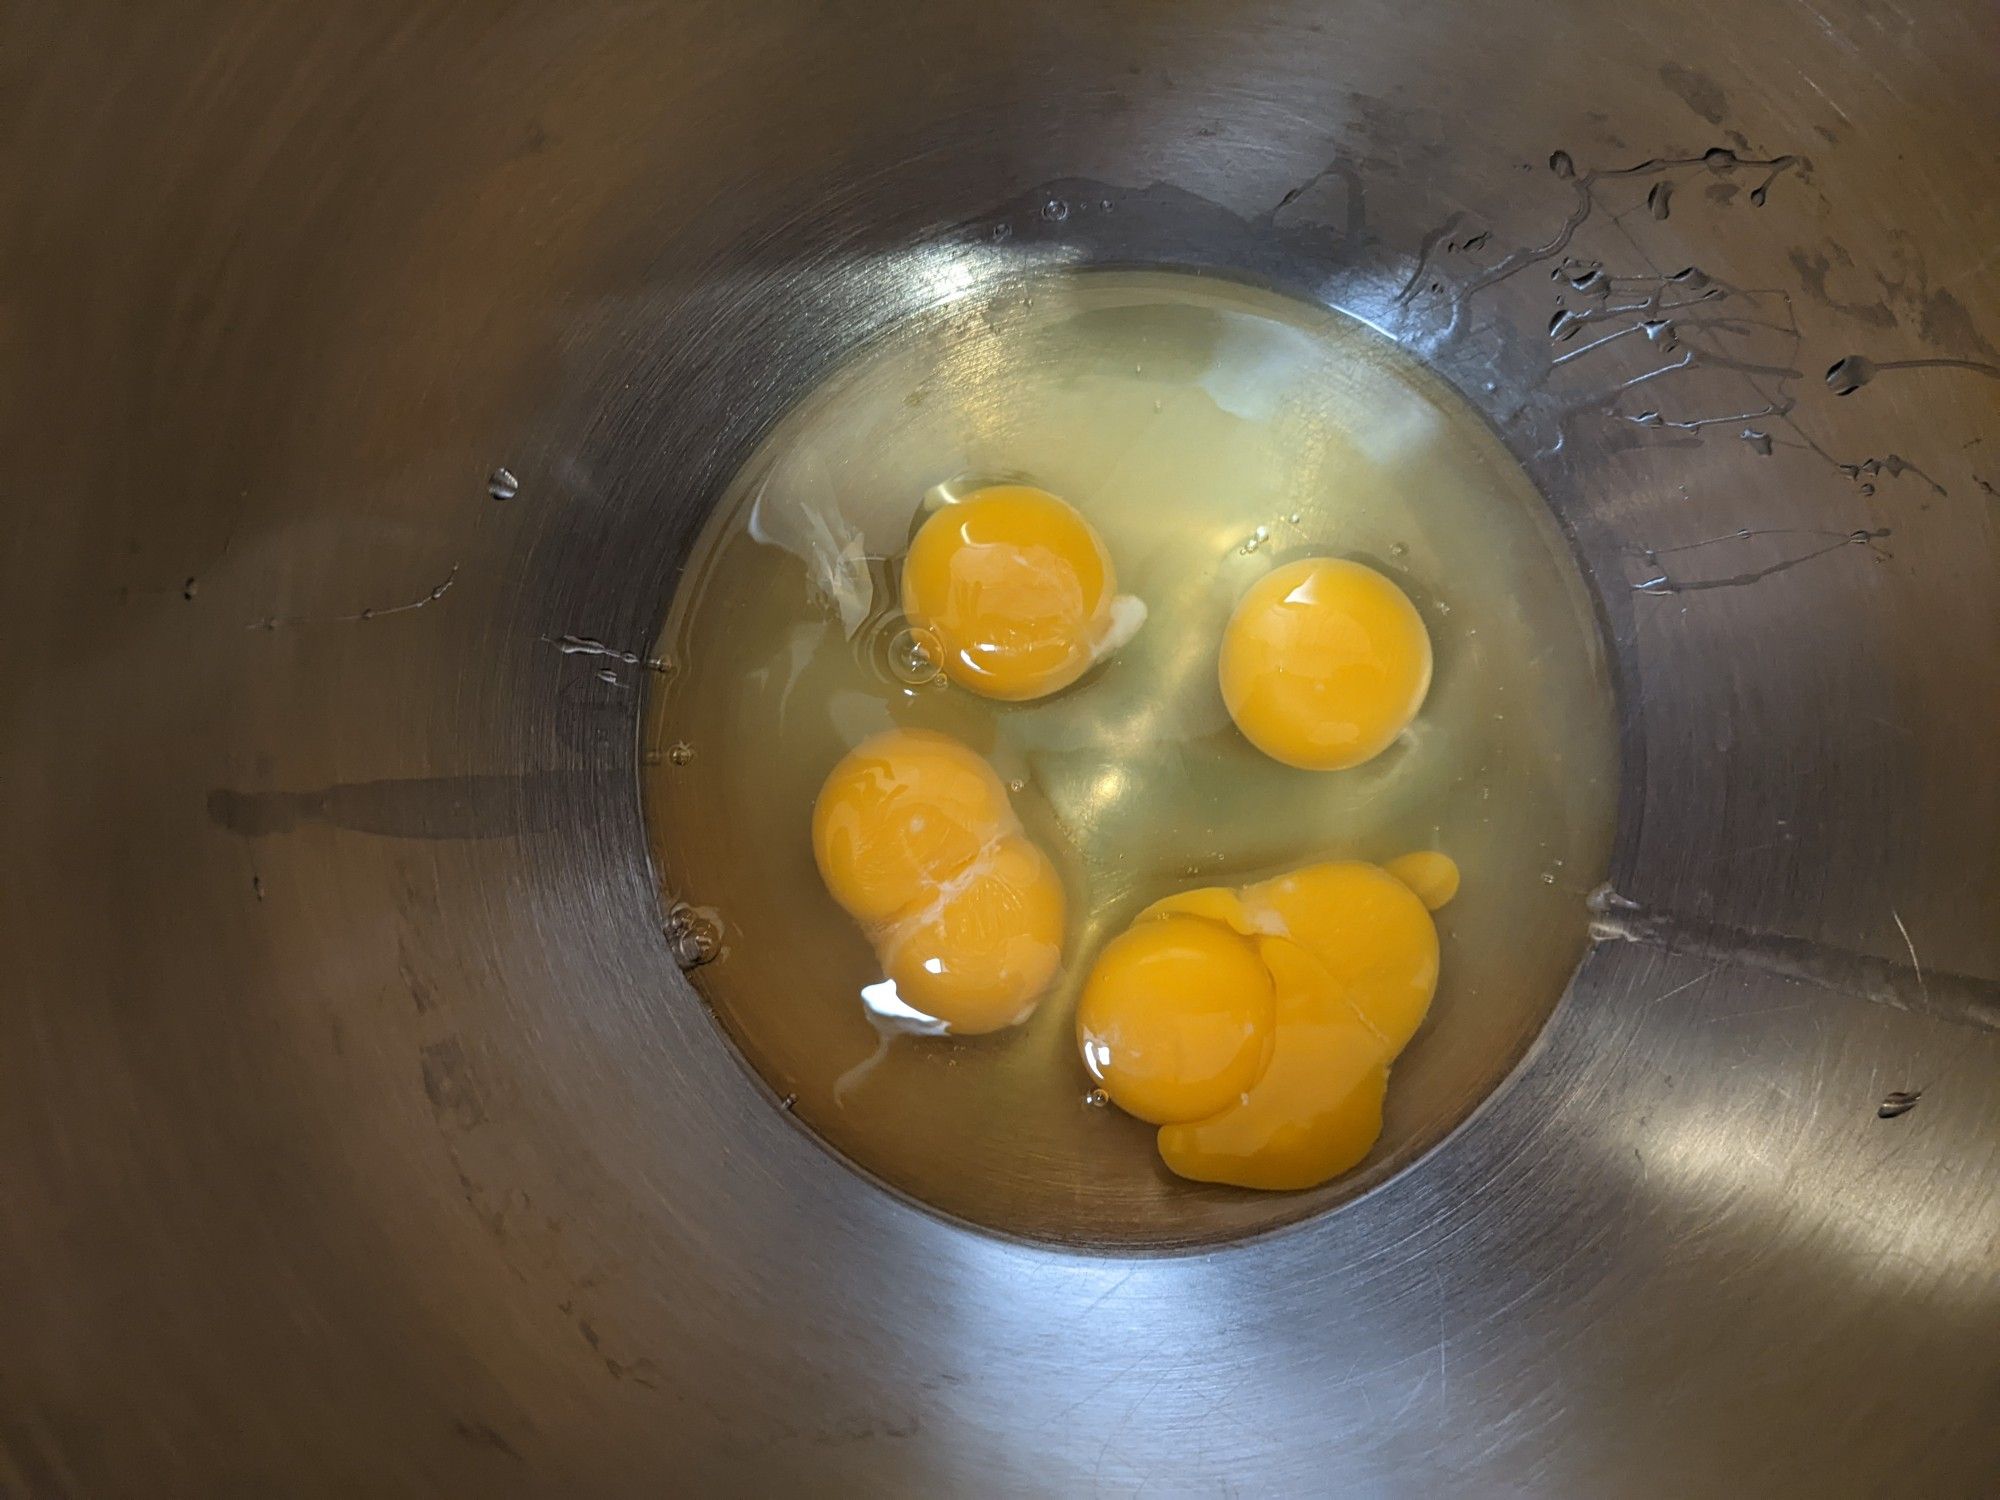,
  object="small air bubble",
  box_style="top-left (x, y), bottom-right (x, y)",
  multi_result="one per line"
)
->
top-left (1288, 512), bottom-right (1301, 525)
top-left (1085, 1088), bottom-right (1110, 1109)
top-left (181, 577), bottom-right (198, 601)
top-left (668, 741), bottom-right (695, 766)
top-left (991, 222), bottom-right (1013, 242)
top-left (1390, 541), bottom-right (1410, 558)
top-left (886, 626), bottom-right (944, 686)
top-left (1008, 778), bottom-right (1026, 793)
top-left (488, 467), bottom-right (520, 501)
top-left (1041, 197), bottom-right (1070, 222)
top-left (595, 667), bottom-right (620, 685)
top-left (1541, 872), bottom-right (1557, 884)
top-left (1549, 149), bottom-right (1576, 178)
